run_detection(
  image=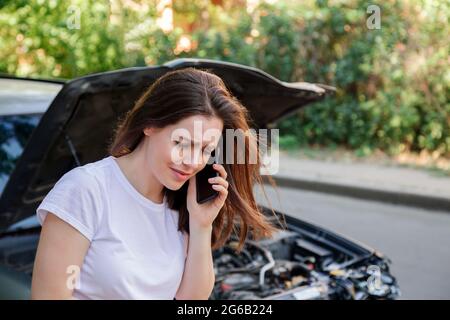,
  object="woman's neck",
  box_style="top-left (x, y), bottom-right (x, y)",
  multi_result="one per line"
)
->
top-left (115, 142), bottom-right (165, 204)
